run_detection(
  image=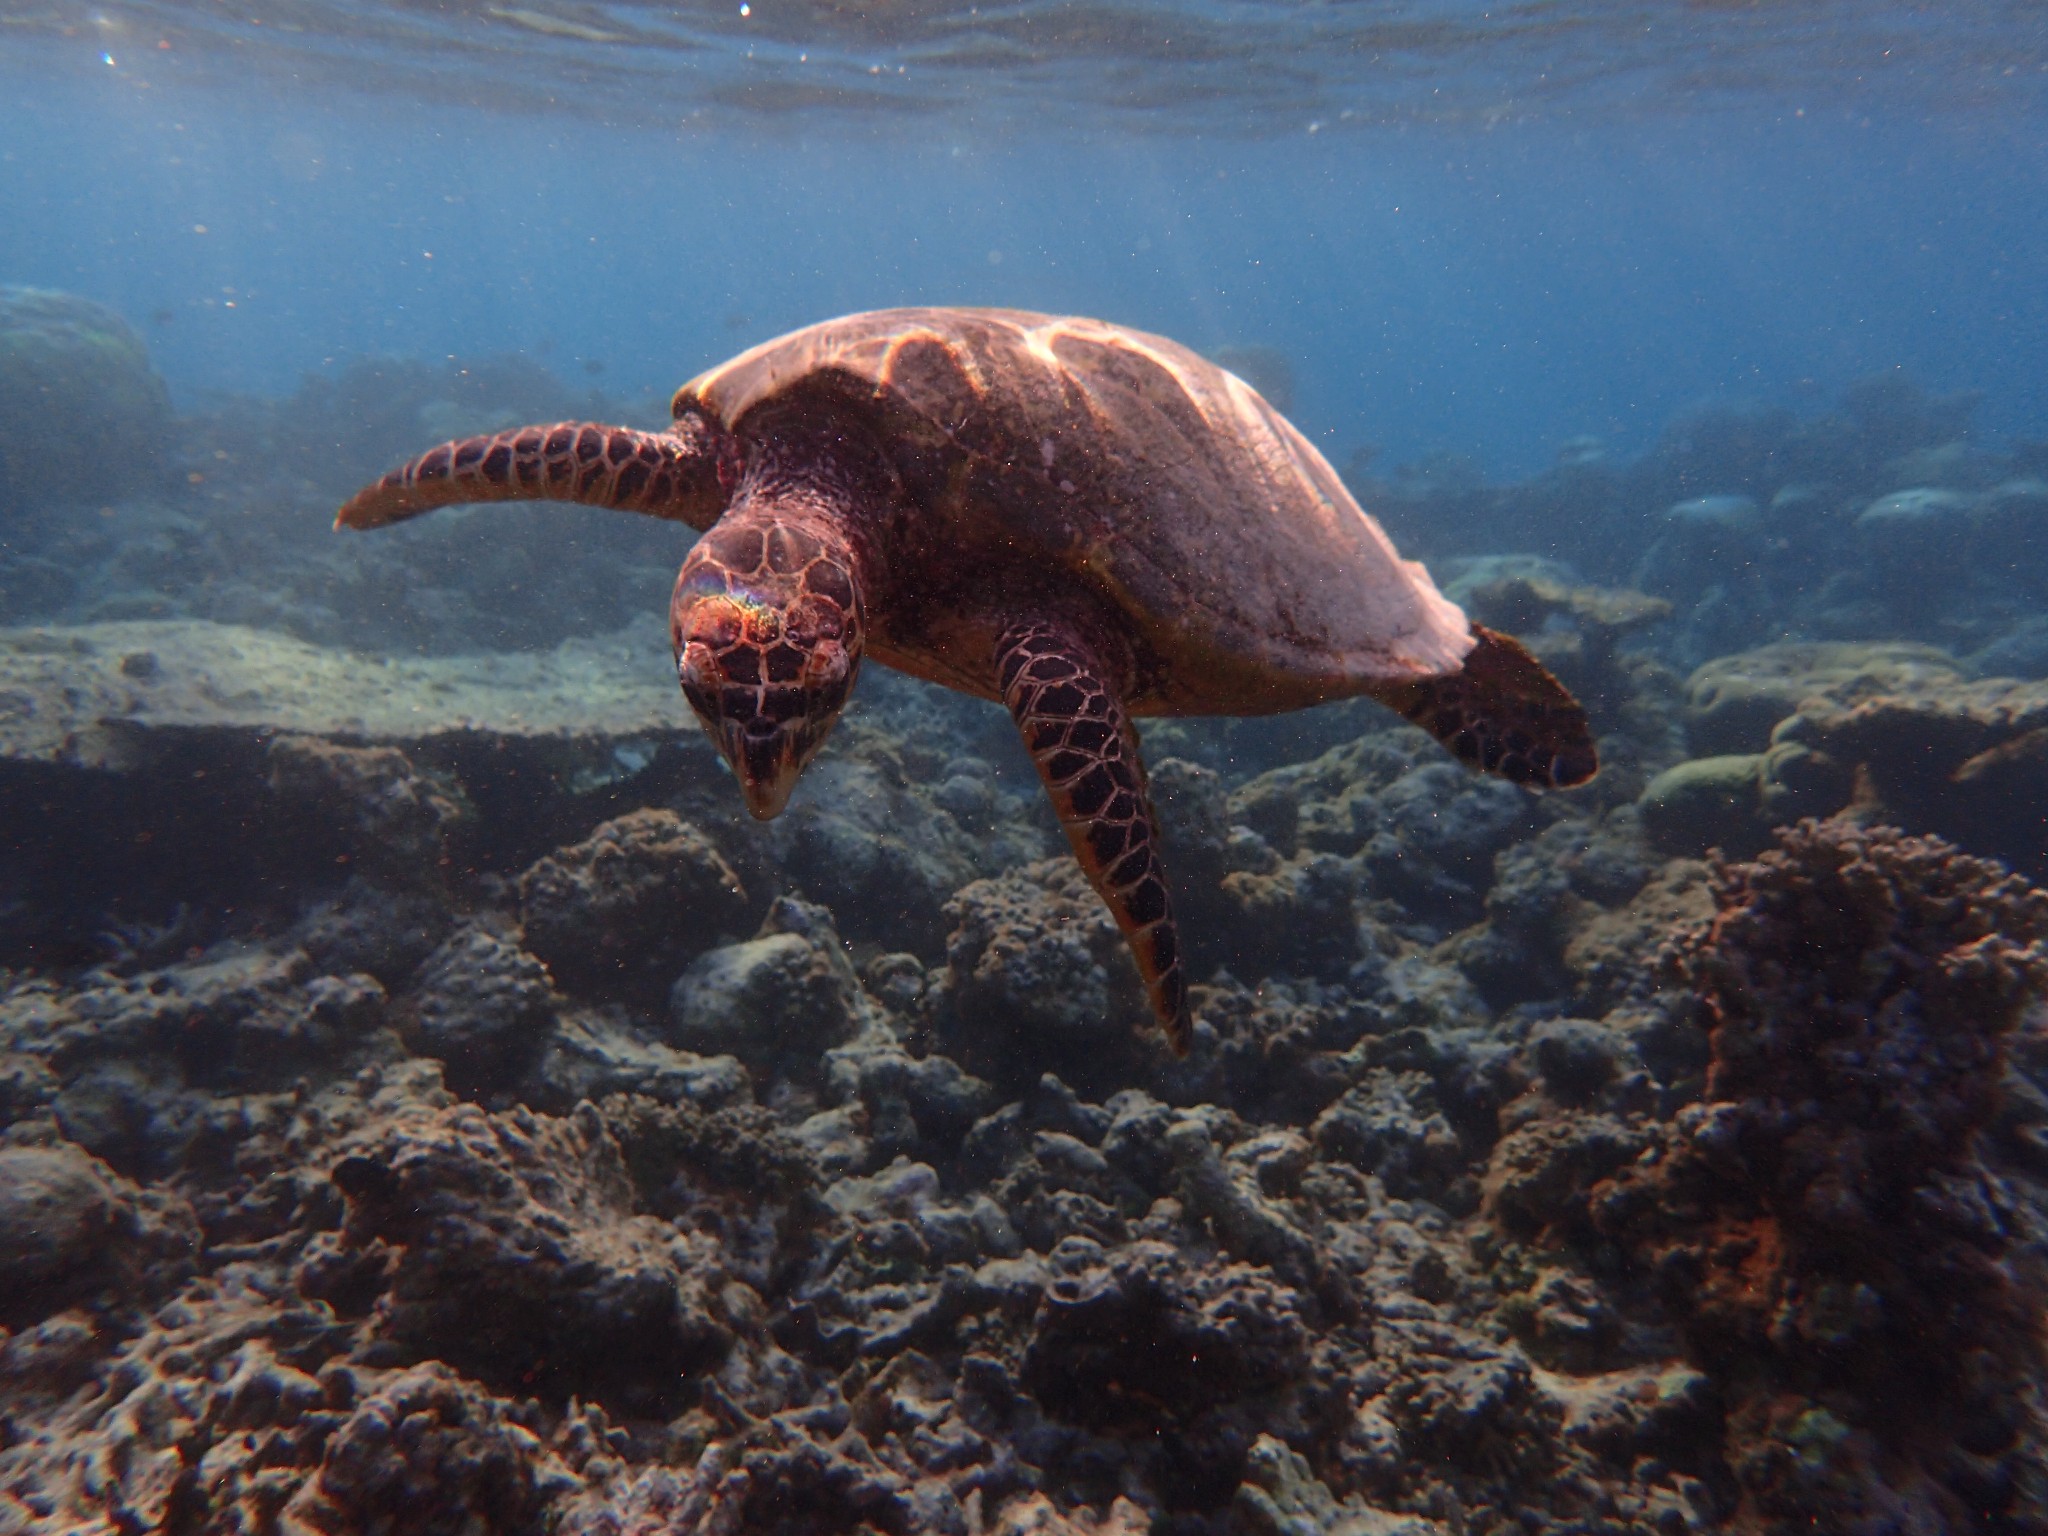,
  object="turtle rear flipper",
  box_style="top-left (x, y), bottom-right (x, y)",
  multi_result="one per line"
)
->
top-left (1372, 624), bottom-right (1598, 789)
top-left (335, 415), bottom-right (734, 532)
